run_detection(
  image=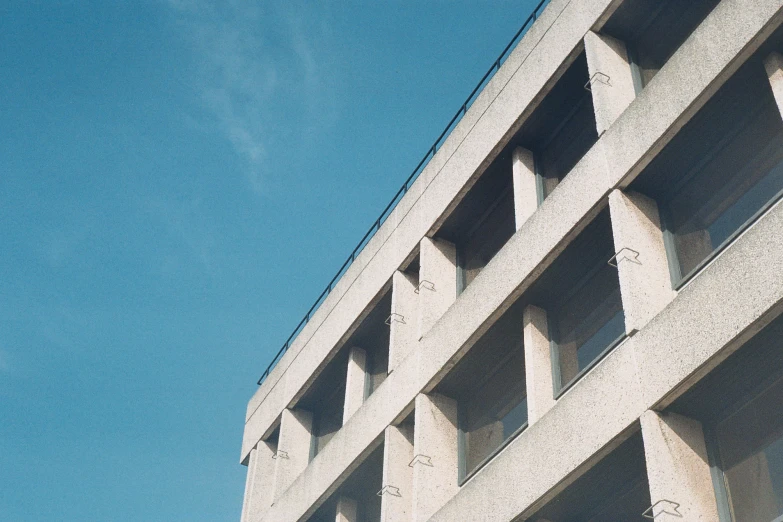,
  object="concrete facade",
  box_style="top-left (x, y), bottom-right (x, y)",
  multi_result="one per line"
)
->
top-left (240, 0), bottom-right (783, 520)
